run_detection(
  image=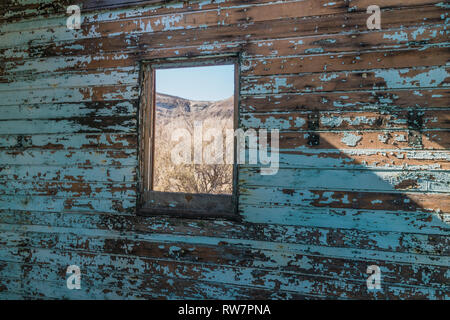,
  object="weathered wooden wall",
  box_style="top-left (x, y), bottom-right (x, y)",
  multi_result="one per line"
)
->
top-left (0, 0), bottom-right (449, 299)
